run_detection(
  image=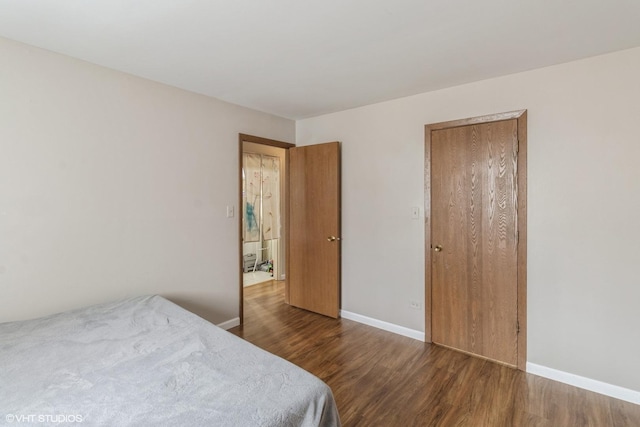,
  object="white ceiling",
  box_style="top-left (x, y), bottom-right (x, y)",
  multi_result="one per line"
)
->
top-left (1, 1), bottom-right (639, 119)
